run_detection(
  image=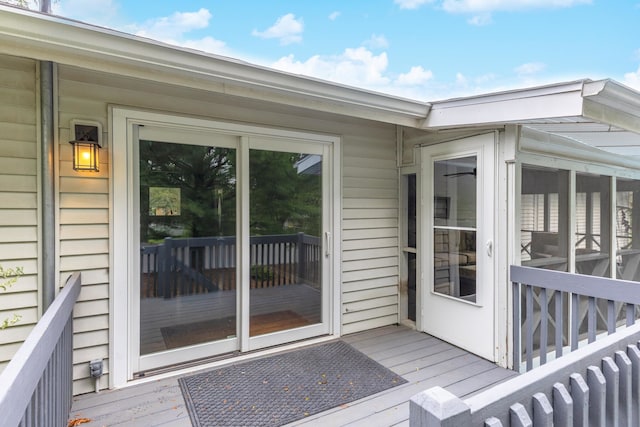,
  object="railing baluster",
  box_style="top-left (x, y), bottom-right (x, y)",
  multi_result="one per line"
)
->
top-left (627, 344), bottom-right (640, 427)
top-left (540, 287), bottom-right (548, 365)
top-left (510, 403), bottom-right (532, 427)
top-left (532, 392), bottom-right (553, 426)
top-left (569, 373), bottom-right (588, 427)
top-left (602, 356), bottom-right (619, 426)
top-left (586, 366), bottom-right (606, 427)
top-left (608, 300), bottom-right (616, 335)
top-left (615, 351), bottom-right (632, 427)
top-left (526, 284), bottom-right (534, 371)
top-left (588, 296), bottom-right (596, 343)
top-left (626, 303), bottom-right (635, 327)
top-left (552, 383), bottom-right (573, 427)
top-left (555, 291), bottom-right (563, 359)
top-left (513, 280), bottom-right (521, 371)
top-left (571, 293), bottom-right (579, 351)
